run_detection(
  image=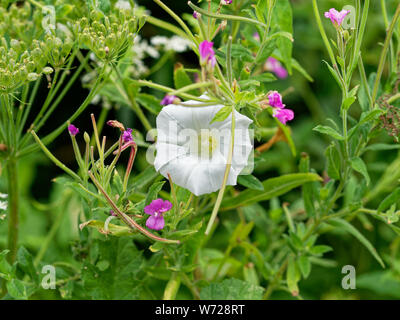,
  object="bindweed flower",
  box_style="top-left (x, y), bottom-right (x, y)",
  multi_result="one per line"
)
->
top-left (68, 124), bottom-right (79, 136)
top-left (144, 199), bottom-right (172, 230)
top-left (199, 41), bottom-right (217, 68)
top-left (161, 95), bottom-right (179, 106)
top-left (267, 91), bottom-right (294, 125)
top-left (122, 128), bottom-right (133, 143)
top-left (264, 57), bottom-right (288, 79)
top-left (268, 91), bottom-right (285, 108)
top-left (154, 94), bottom-right (253, 196)
top-left (324, 8), bottom-right (350, 27)
top-left (221, 0), bottom-right (233, 4)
